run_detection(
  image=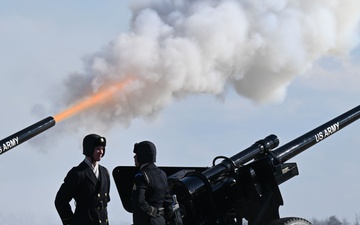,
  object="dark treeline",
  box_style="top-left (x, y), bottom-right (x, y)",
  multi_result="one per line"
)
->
top-left (311, 215), bottom-right (360, 225)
